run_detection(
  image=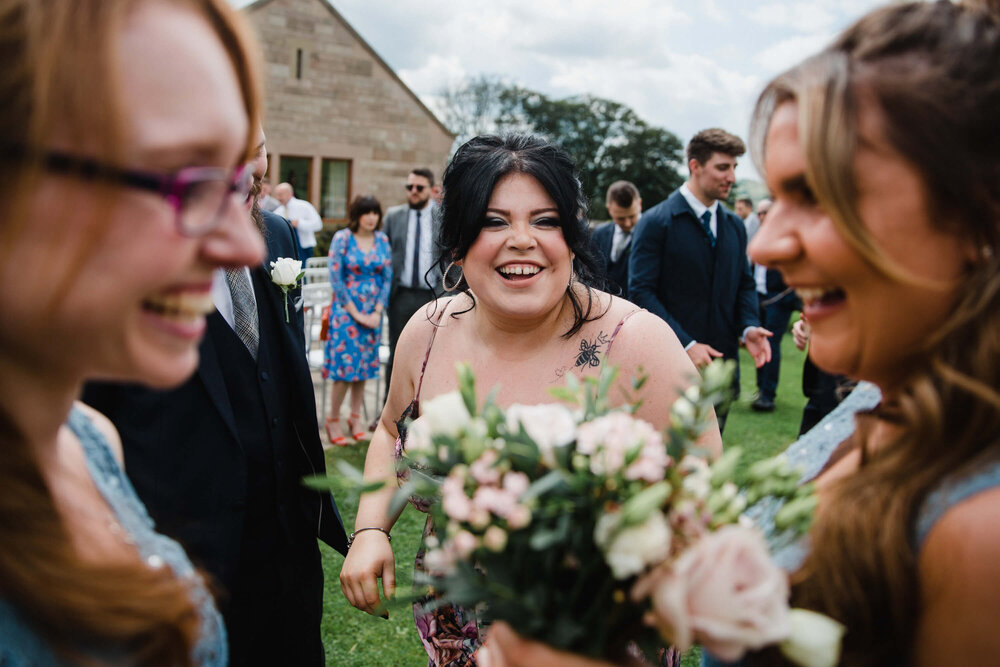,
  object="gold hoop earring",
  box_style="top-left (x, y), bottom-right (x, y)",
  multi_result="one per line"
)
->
top-left (443, 261), bottom-right (464, 292)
